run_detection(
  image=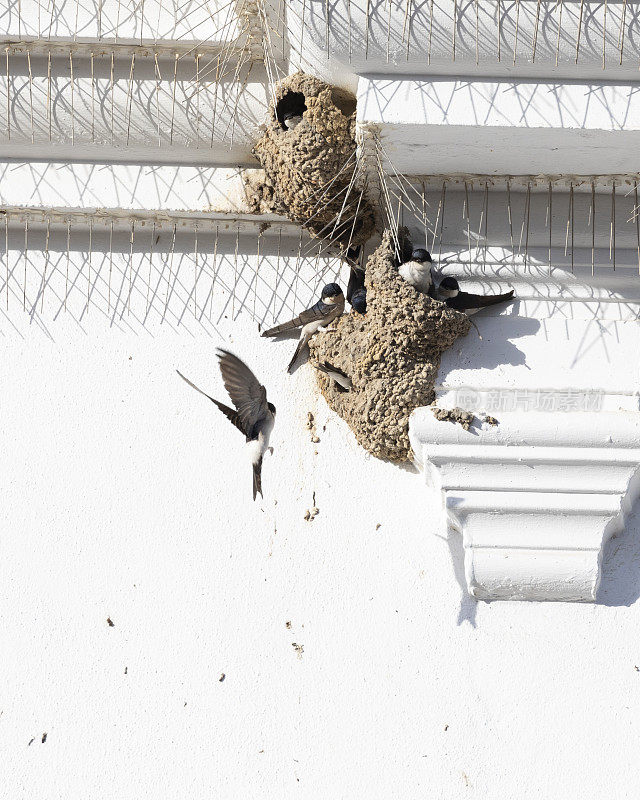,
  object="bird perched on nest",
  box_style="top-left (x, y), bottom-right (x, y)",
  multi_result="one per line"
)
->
top-left (176, 349), bottom-right (276, 501)
top-left (435, 277), bottom-right (515, 315)
top-left (398, 247), bottom-right (433, 295)
top-left (312, 361), bottom-right (352, 392)
top-left (346, 250), bottom-right (367, 314)
top-left (262, 283), bottom-right (345, 373)
top-left (350, 288), bottom-right (367, 314)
